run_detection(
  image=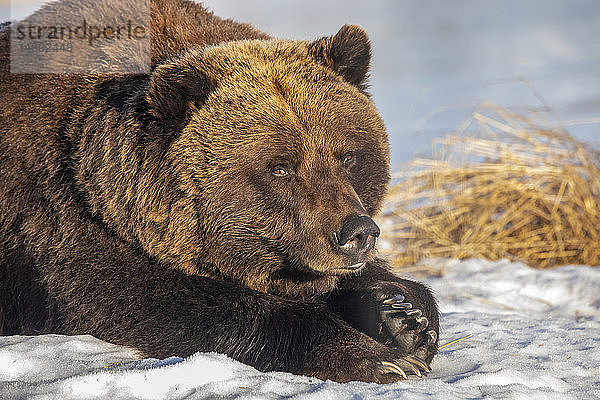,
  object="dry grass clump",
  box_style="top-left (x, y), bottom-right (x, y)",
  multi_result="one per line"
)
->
top-left (381, 102), bottom-right (600, 269)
